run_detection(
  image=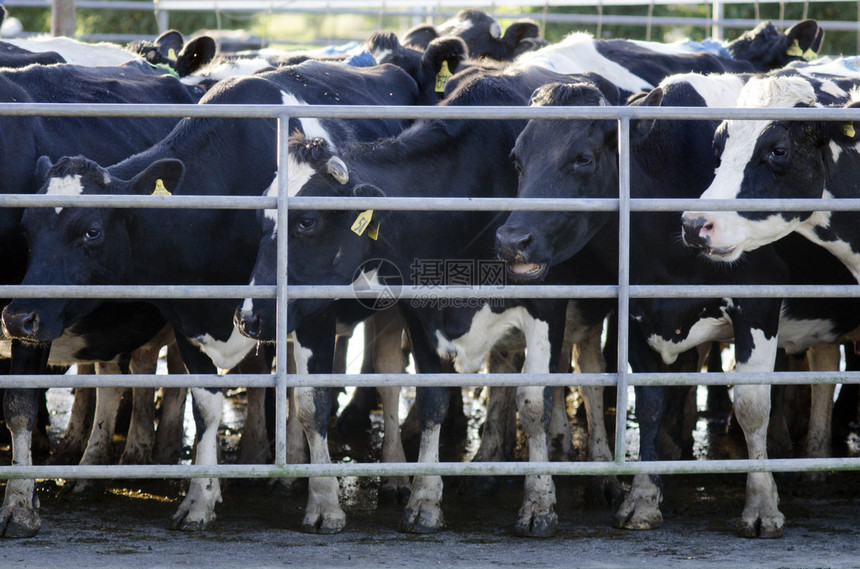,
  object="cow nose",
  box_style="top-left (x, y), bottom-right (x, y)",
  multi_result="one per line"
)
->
top-left (681, 214), bottom-right (713, 249)
top-left (496, 226), bottom-right (534, 260)
top-left (234, 305), bottom-right (262, 340)
top-left (2, 307), bottom-right (40, 339)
